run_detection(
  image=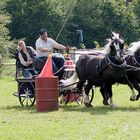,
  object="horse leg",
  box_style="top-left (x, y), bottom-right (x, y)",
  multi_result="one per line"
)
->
top-left (77, 80), bottom-right (85, 94)
top-left (100, 83), bottom-right (110, 105)
top-left (84, 80), bottom-right (93, 107)
top-left (125, 76), bottom-right (137, 101)
top-left (129, 88), bottom-right (136, 101)
top-left (106, 84), bottom-right (117, 109)
top-left (131, 80), bottom-right (140, 100)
